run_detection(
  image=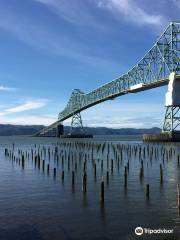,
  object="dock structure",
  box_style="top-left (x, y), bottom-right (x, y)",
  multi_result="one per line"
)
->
top-left (60, 134), bottom-right (93, 139)
top-left (143, 132), bottom-right (180, 142)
